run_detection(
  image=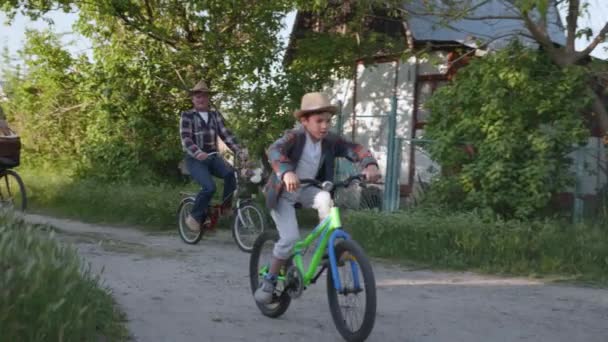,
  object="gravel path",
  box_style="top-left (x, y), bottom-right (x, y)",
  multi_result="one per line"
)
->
top-left (25, 214), bottom-right (608, 342)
